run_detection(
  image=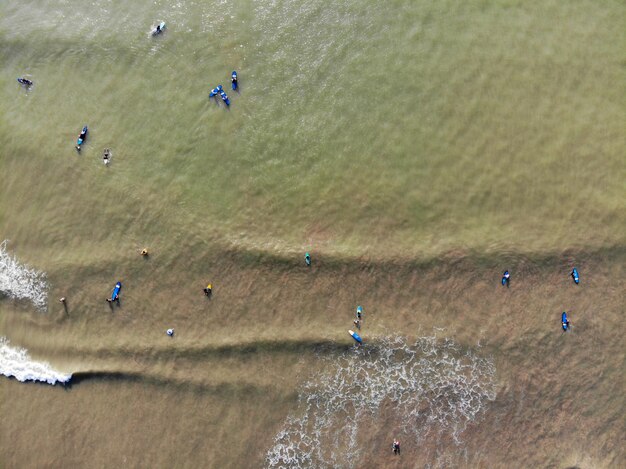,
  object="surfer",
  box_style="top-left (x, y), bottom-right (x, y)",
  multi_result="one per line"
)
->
top-left (353, 319), bottom-right (361, 330)
top-left (103, 148), bottom-right (111, 165)
top-left (141, 248), bottom-right (149, 256)
top-left (166, 328), bottom-right (174, 337)
top-left (231, 71), bottom-right (238, 90)
top-left (392, 440), bottom-right (400, 455)
top-left (59, 297), bottom-right (66, 304)
top-left (76, 125), bottom-right (88, 151)
top-left (501, 270), bottom-right (510, 287)
top-left (356, 306), bottom-right (363, 321)
top-left (305, 252), bottom-right (311, 266)
top-left (17, 77), bottom-right (33, 86)
top-left (571, 267), bottom-right (579, 284)
top-left (562, 312), bottom-right (570, 331)
top-left (203, 283), bottom-right (212, 298)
